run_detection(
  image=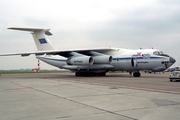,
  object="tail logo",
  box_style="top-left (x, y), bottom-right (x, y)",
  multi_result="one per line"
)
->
top-left (39, 38), bottom-right (47, 44)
